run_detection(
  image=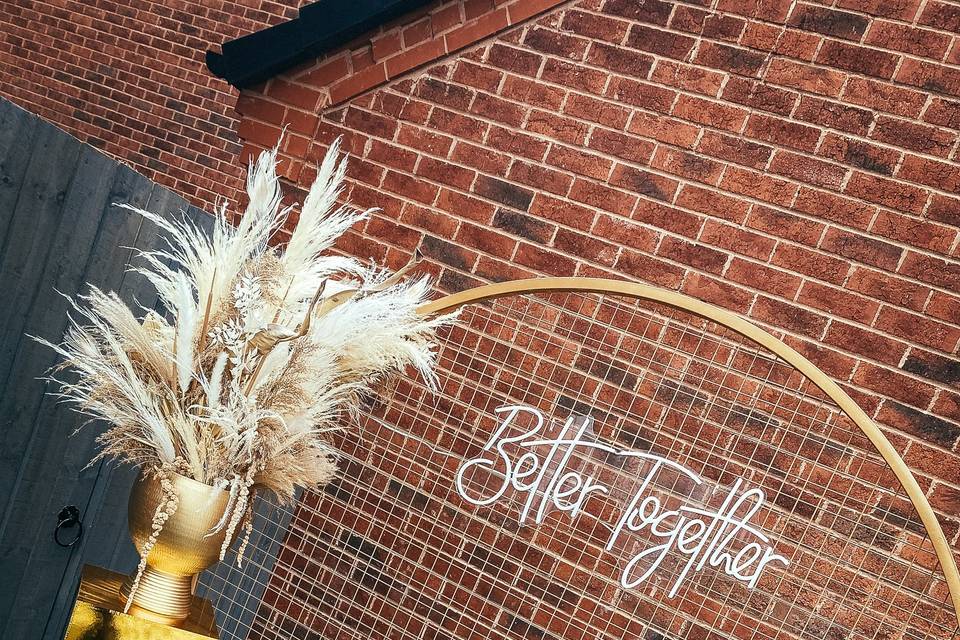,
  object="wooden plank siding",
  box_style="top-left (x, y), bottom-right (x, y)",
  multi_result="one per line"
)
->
top-left (0, 97), bottom-right (255, 639)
